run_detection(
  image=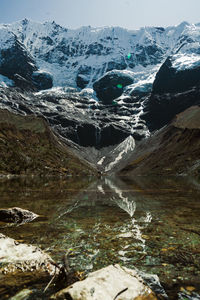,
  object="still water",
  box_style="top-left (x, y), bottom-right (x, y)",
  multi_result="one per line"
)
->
top-left (0, 175), bottom-right (200, 299)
